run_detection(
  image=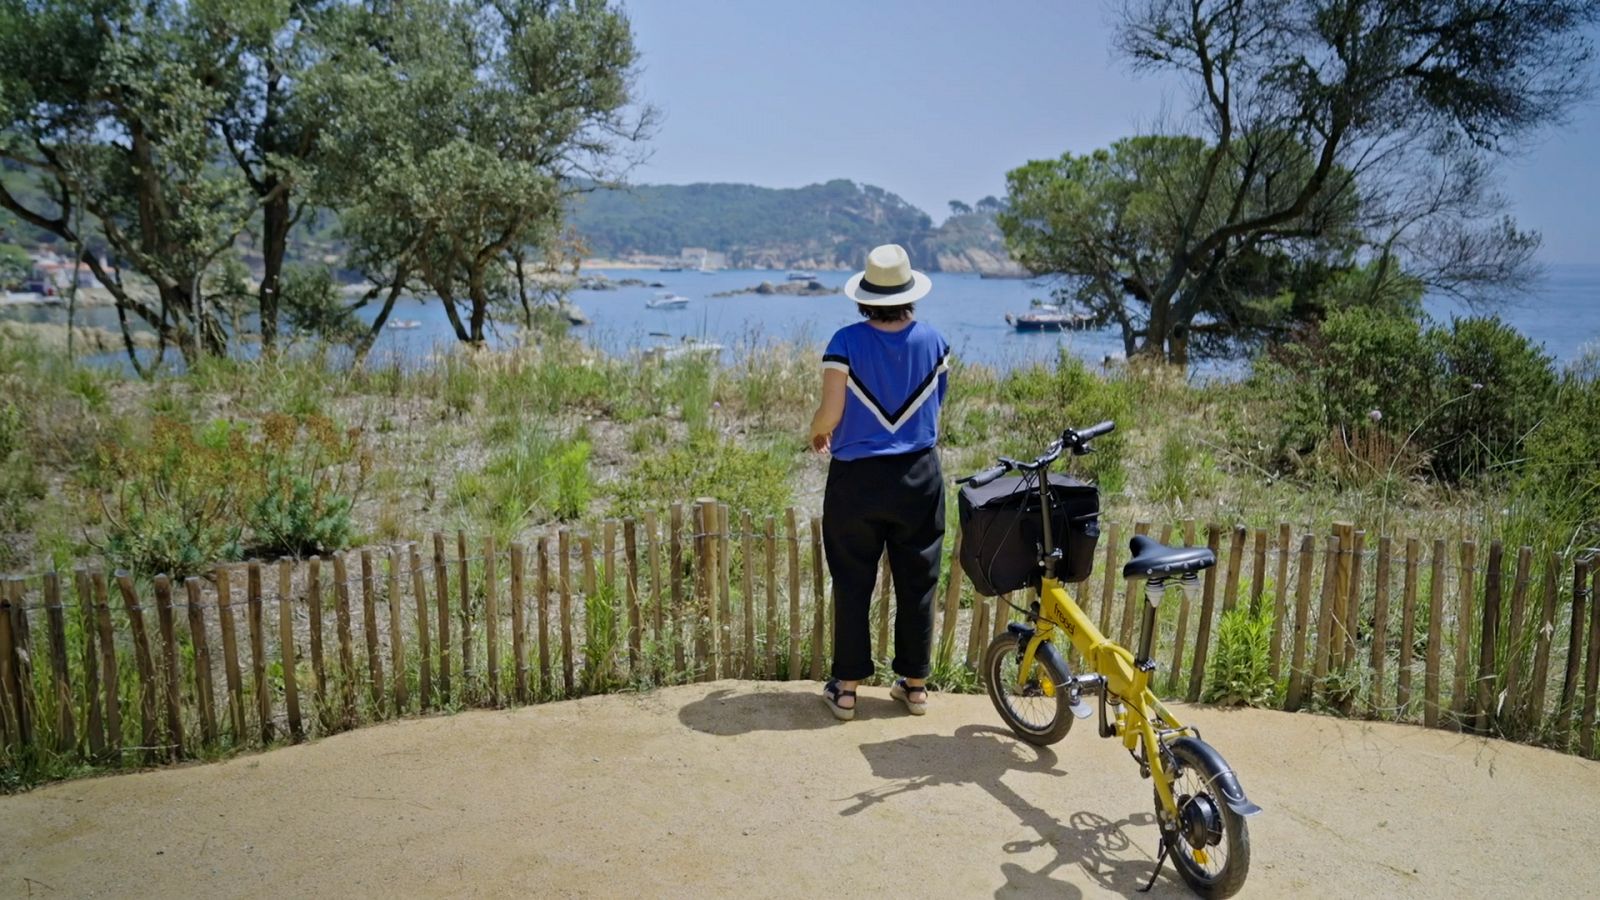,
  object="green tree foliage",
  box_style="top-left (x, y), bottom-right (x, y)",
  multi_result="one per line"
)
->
top-left (1004, 0), bottom-right (1599, 362)
top-left (322, 0), bottom-right (651, 346)
top-left (0, 0), bottom-right (256, 367)
top-left (1001, 136), bottom-right (1363, 359)
top-left (0, 241), bottom-right (27, 287)
top-left (1521, 353), bottom-right (1600, 548)
top-left (567, 179), bottom-right (933, 269)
